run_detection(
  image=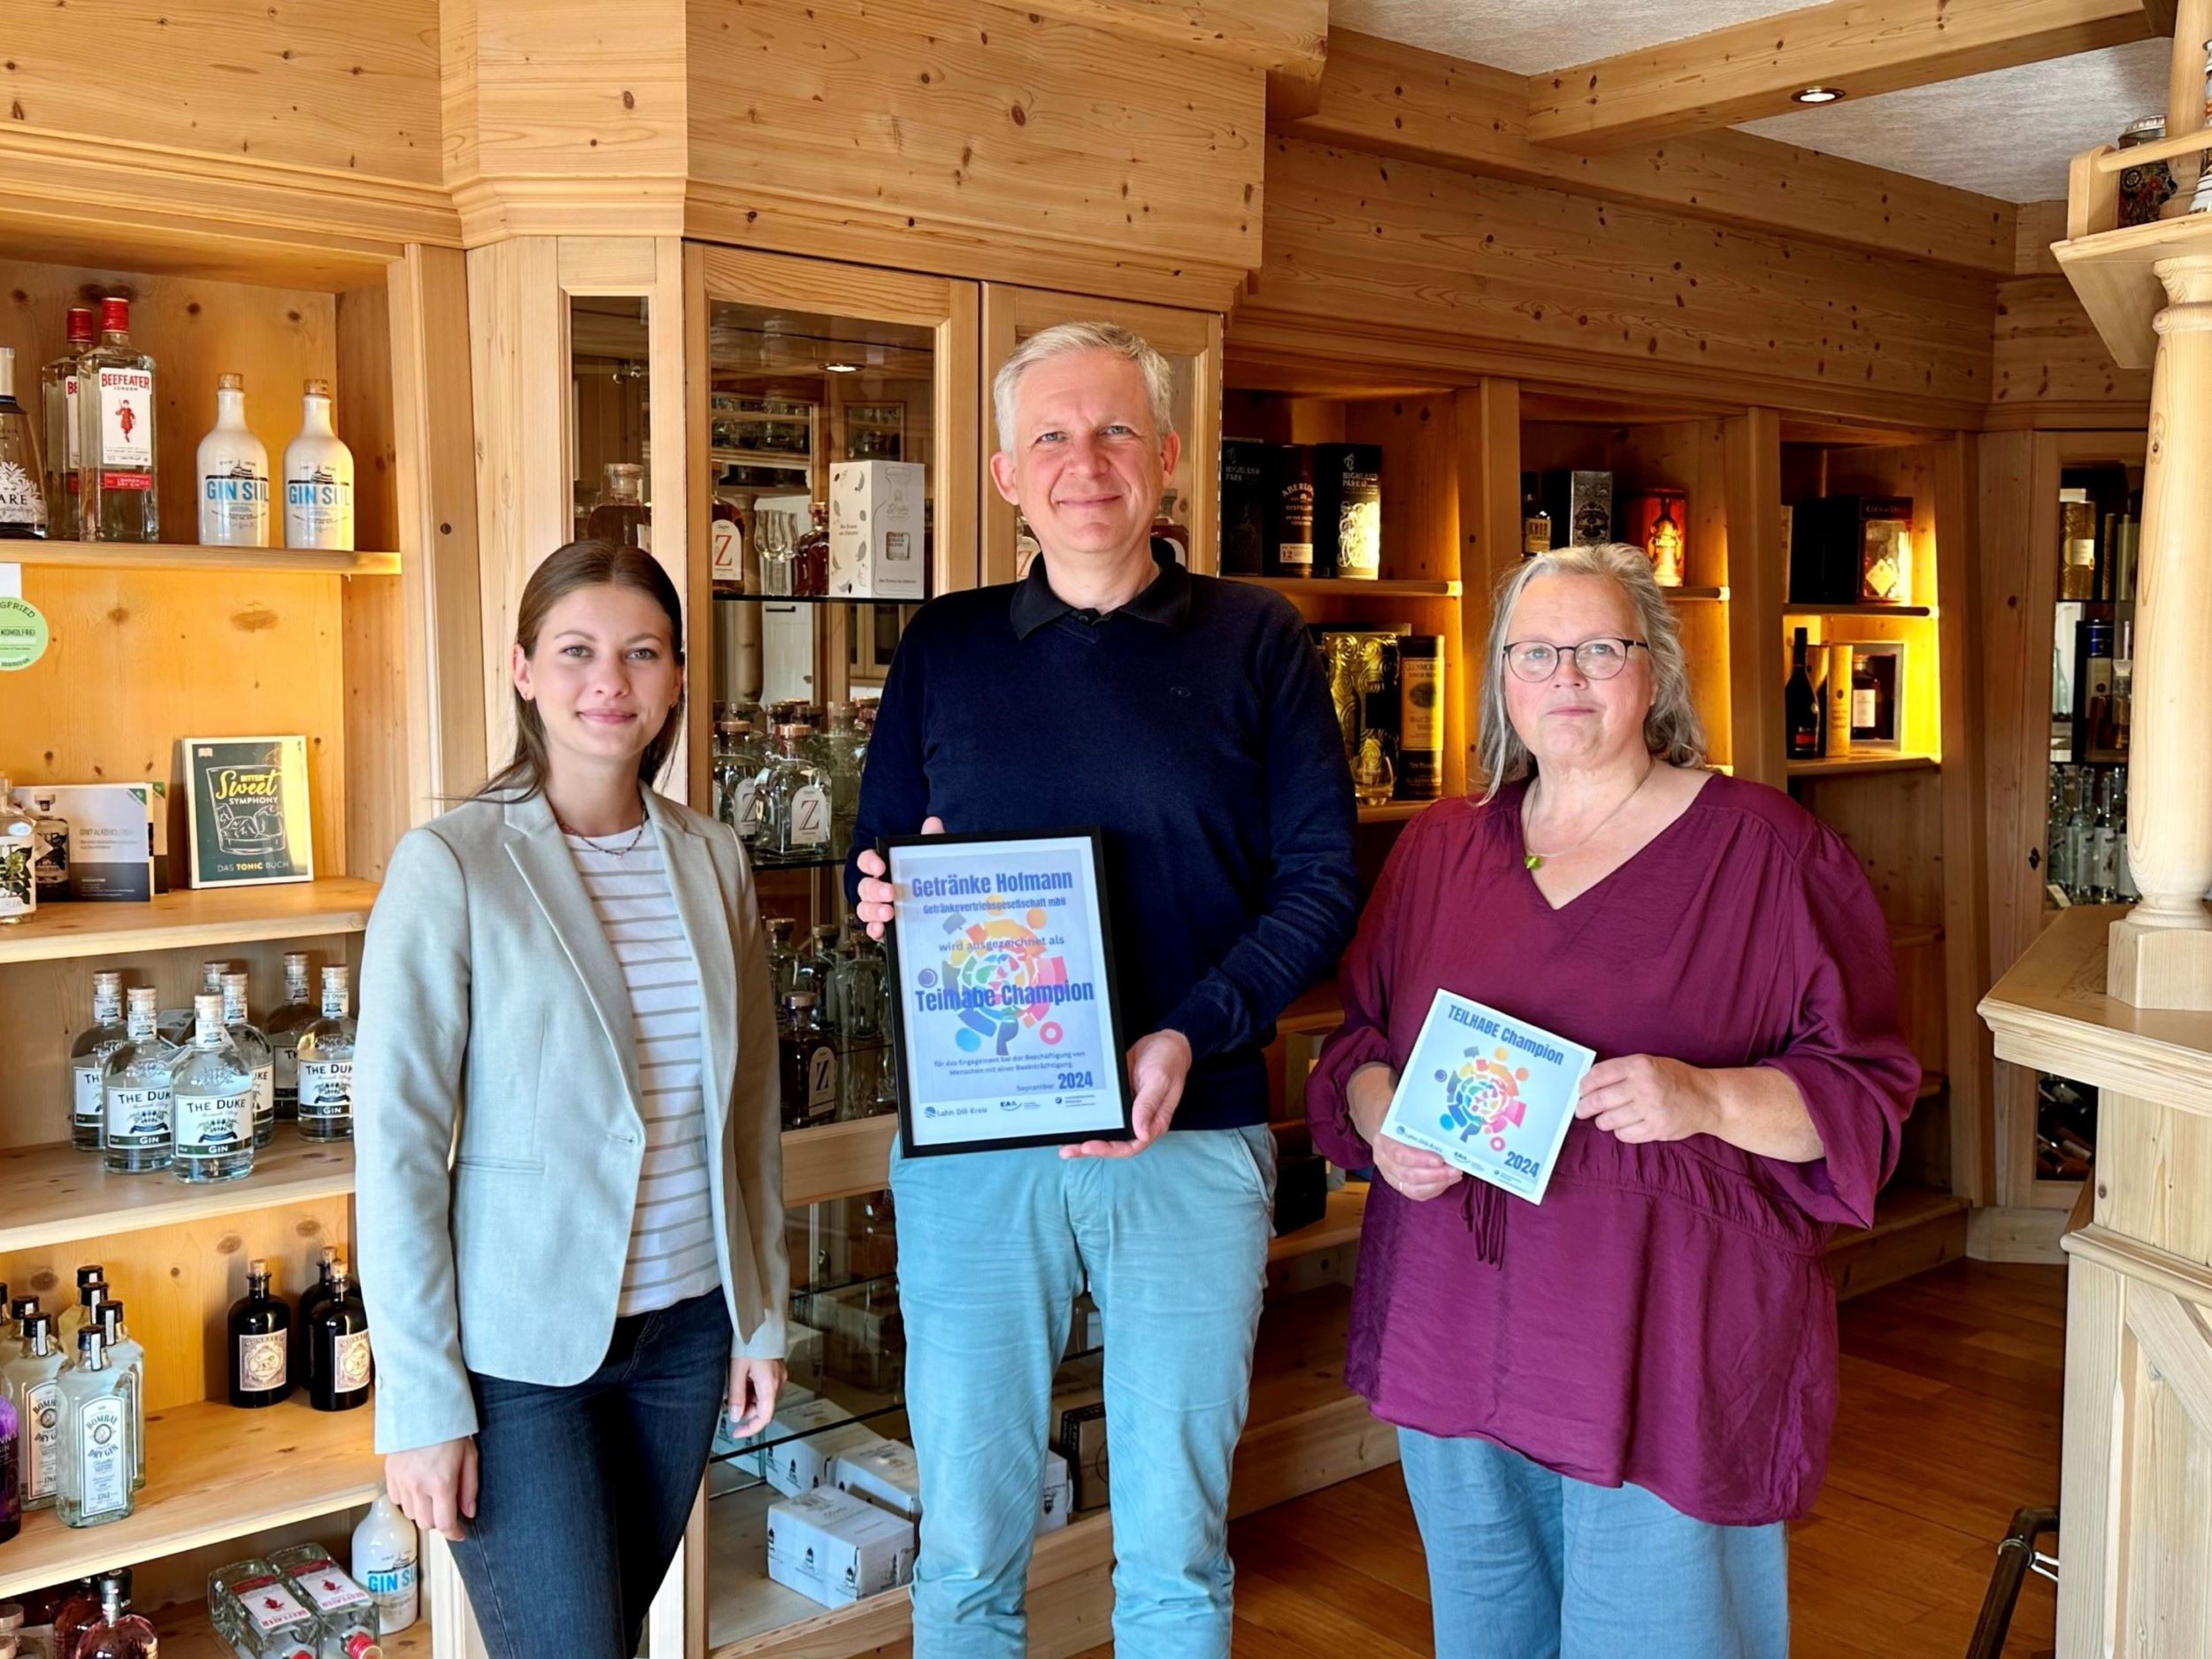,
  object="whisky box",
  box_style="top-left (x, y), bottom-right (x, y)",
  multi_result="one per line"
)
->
top-left (828, 460), bottom-right (927, 600)
top-left (1038, 1449), bottom-right (1072, 1534)
top-left (1789, 495), bottom-right (1913, 607)
top-left (1310, 443), bottom-right (1382, 580)
top-left (1540, 470), bottom-right (1613, 547)
top-left (765, 1487), bottom-right (916, 1609)
top-left (1219, 439), bottom-right (1271, 575)
top-left (1272, 1150), bottom-right (1330, 1238)
top-left (1053, 1388), bottom-right (1110, 1513)
top-left (1271, 443), bottom-right (1316, 577)
top-left (833, 1439), bottom-right (924, 1521)
top-left (761, 1399), bottom-right (888, 1497)
top-left (1396, 634), bottom-right (1445, 800)
top-left (10, 782), bottom-right (162, 902)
